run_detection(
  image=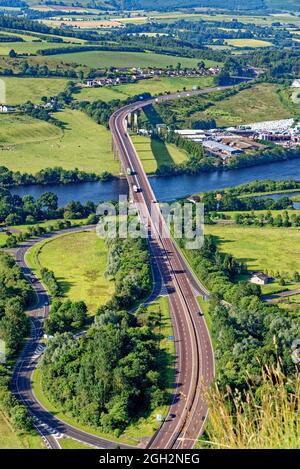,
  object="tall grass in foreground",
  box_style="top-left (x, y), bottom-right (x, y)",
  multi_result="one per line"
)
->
top-left (201, 364), bottom-right (300, 448)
